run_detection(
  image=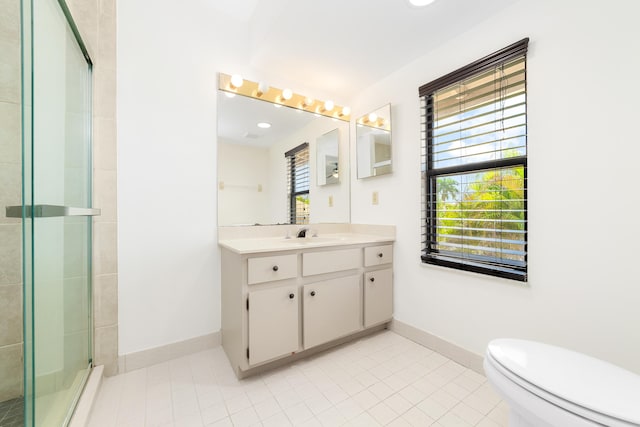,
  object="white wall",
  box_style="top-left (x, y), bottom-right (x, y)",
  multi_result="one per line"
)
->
top-left (217, 140), bottom-right (270, 226)
top-left (350, 0), bottom-right (640, 373)
top-left (117, 0), bottom-right (252, 354)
